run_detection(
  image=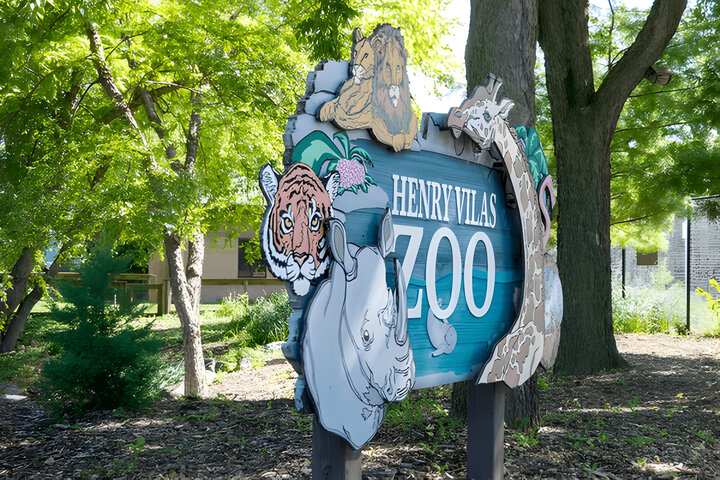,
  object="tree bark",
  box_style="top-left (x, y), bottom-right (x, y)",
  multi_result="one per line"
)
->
top-left (456, 0), bottom-right (540, 425)
top-left (1, 247), bottom-right (65, 353)
top-left (538, 0), bottom-right (686, 374)
top-left (138, 85), bottom-right (208, 397)
top-left (0, 248), bottom-right (36, 321)
top-left (164, 231), bottom-right (207, 397)
top-left (466, 0), bottom-right (537, 127)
